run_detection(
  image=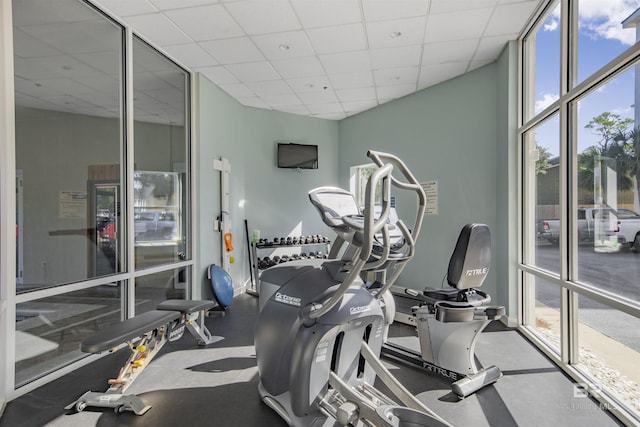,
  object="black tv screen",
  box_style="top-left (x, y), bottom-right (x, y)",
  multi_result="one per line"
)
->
top-left (277, 143), bottom-right (318, 169)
